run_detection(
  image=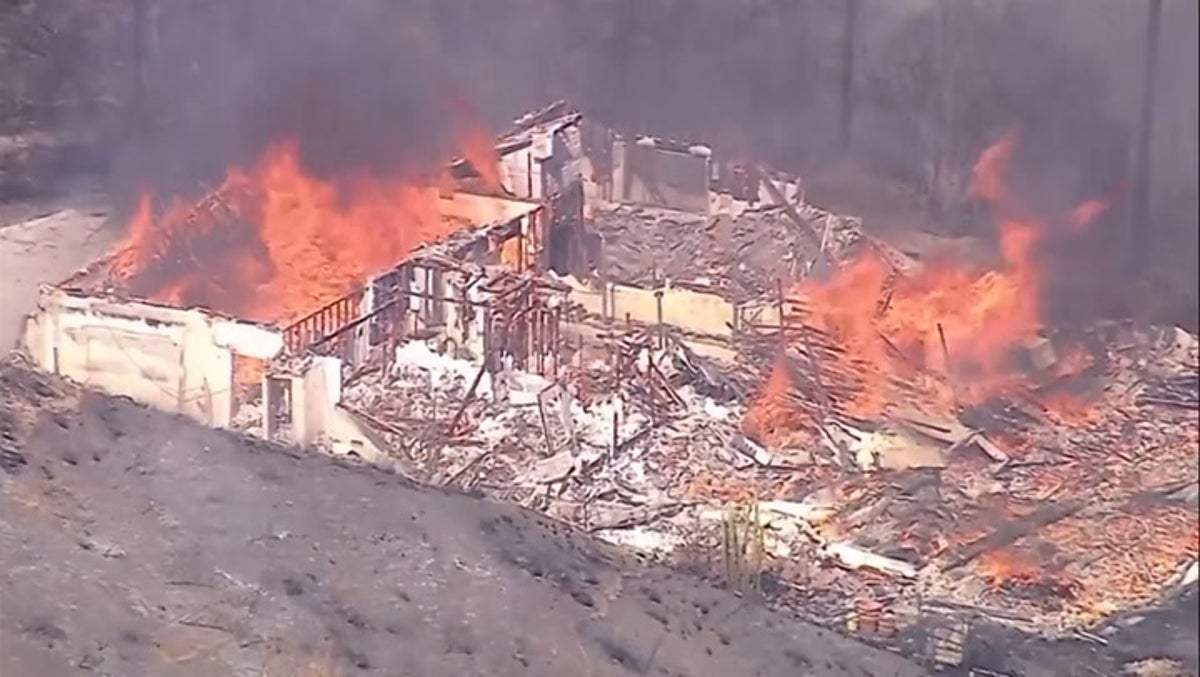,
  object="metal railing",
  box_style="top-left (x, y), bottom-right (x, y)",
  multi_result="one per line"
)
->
top-left (308, 295), bottom-right (409, 372)
top-left (281, 287), bottom-right (367, 354)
